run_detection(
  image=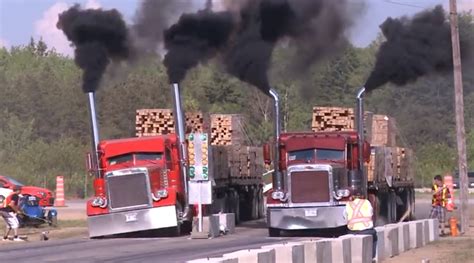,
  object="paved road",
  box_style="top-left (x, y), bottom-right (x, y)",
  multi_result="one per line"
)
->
top-left (0, 221), bottom-right (292, 263)
top-left (1, 198), bottom-right (472, 263)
